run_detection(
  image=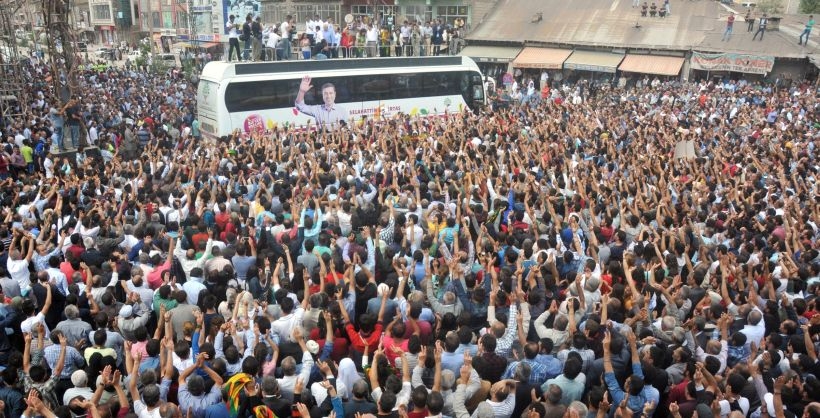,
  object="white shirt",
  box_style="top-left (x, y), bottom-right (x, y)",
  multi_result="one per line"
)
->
top-left (366, 27), bottom-right (379, 42)
top-left (270, 306), bottom-right (305, 343)
top-left (134, 400), bottom-right (162, 418)
top-left (43, 157), bottom-right (54, 178)
top-left (88, 126), bottom-right (98, 144)
top-left (266, 32), bottom-right (281, 48)
top-left (7, 257), bottom-right (31, 293)
top-left (21, 312), bottom-right (50, 339)
top-left (227, 20), bottom-right (239, 38)
top-left (182, 280), bottom-right (206, 305)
